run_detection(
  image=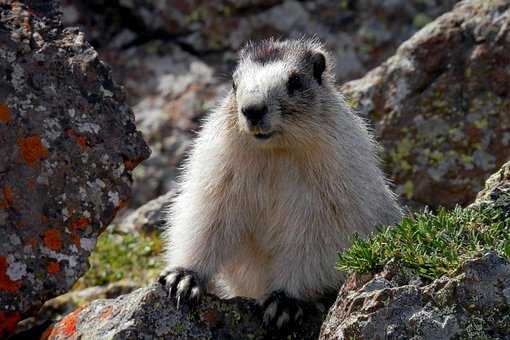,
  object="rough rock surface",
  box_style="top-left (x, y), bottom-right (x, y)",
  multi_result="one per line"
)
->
top-left (64, 0), bottom-right (458, 83)
top-left (343, 0), bottom-right (510, 208)
top-left (124, 46), bottom-right (223, 207)
top-left (319, 159), bottom-right (510, 339)
top-left (471, 160), bottom-right (510, 211)
top-left (115, 189), bottom-right (176, 234)
top-left (44, 284), bottom-right (327, 340)
top-left (319, 252), bottom-right (510, 340)
top-left (61, 0), bottom-right (458, 207)
top-left (0, 1), bottom-right (150, 336)
top-left (13, 280), bottom-right (140, 339)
